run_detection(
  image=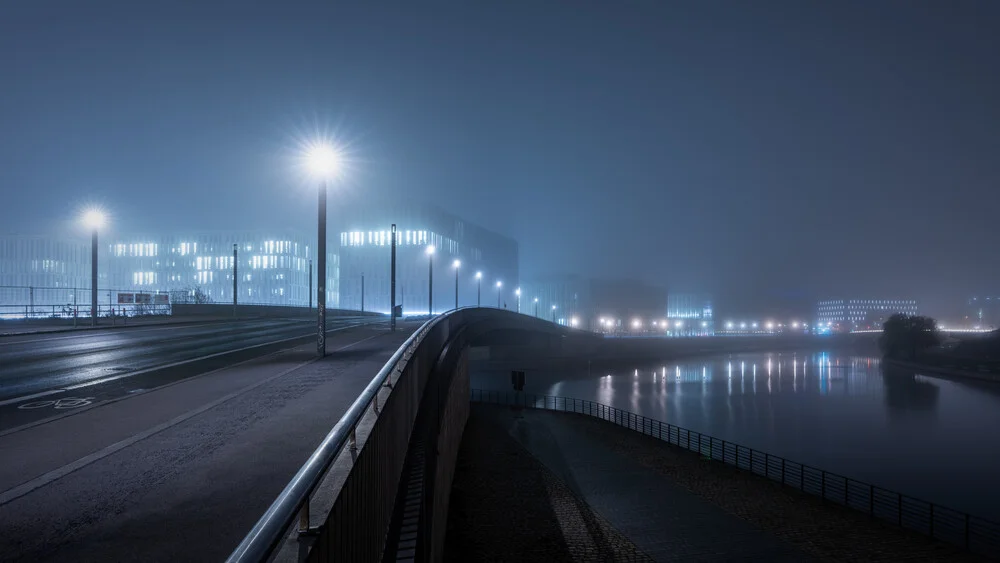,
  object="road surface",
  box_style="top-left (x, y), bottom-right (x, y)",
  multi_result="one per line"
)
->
top-left (0, 320), bottom-right (419, 562)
